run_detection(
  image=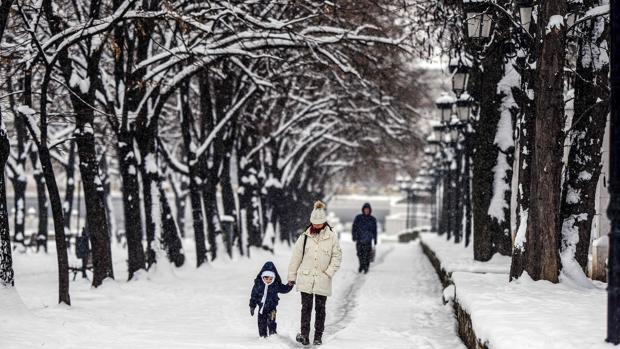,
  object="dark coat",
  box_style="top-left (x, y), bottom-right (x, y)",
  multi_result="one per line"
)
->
top-left (249, 261), bottom-right (293, 314)
top-left (352, 203), bottom-right (377, 244)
